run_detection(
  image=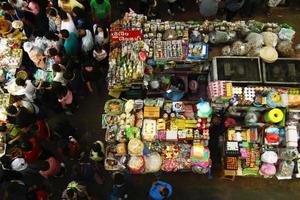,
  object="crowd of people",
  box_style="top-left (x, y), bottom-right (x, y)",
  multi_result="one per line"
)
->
top-left (0, 0), bottom-right (294, 200)
top-left (134, 0), bottom-right (292, 21)
top-left (0, 0), bottom-right (114, 199)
